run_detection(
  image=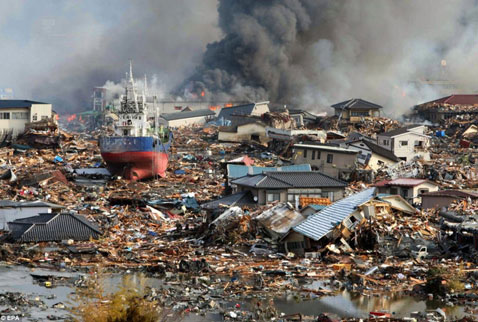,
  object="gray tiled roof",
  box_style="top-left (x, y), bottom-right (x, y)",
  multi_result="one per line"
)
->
top-left (8, 213), bottom-right (101, 242)
top-left (160, 109), bottom-right (215, 121)
top-left (331, 99), bottom-right (383, 110)
top-left (293, 188), bottom-right (376, 241)
top-left (232, 171), bottom-right (347, 189)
